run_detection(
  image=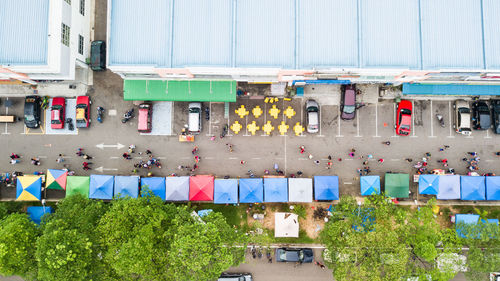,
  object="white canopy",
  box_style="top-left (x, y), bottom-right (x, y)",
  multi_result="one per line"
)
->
top-left (275, 212), bottom-right (299, 238)
top-left (288, 178), bottom-right (313, 202)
